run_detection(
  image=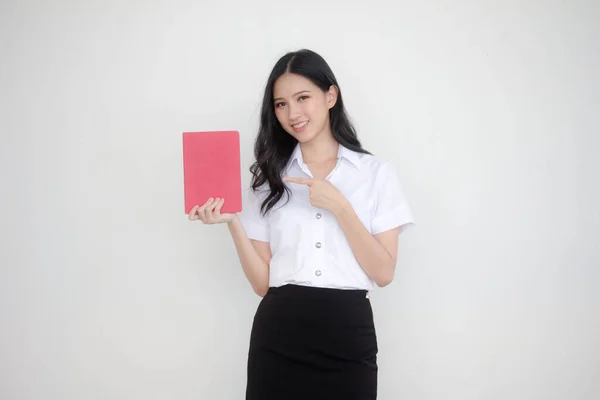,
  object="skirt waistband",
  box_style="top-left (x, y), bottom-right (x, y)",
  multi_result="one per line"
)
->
top-left (263, 284), bottom-right (371, 316)
top-left (267, 283), bottom-right (368, 299)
